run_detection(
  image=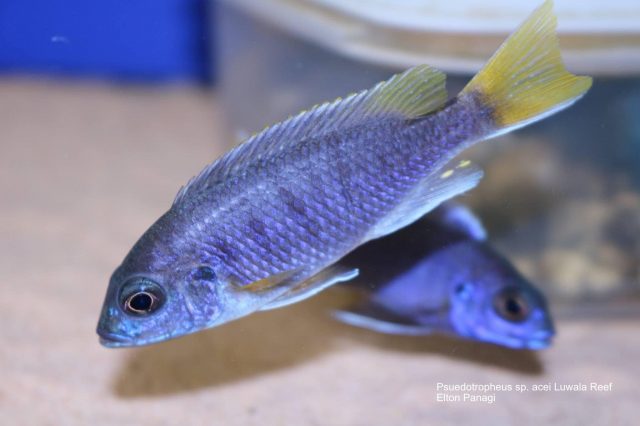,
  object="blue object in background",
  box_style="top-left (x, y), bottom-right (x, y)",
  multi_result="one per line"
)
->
top-left (0, 0), bottom-right (212, 83)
